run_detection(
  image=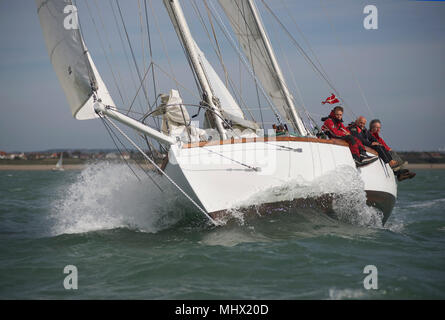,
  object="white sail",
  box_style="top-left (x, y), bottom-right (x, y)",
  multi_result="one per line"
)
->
top-left (193, 40), bottom-right (259, 130)
top-left (36, 0), bottom-right (115, 120)
top-left (56, 153), bottom-right (63, 168)
top-left (218, 0), bottom-right (307, 135)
